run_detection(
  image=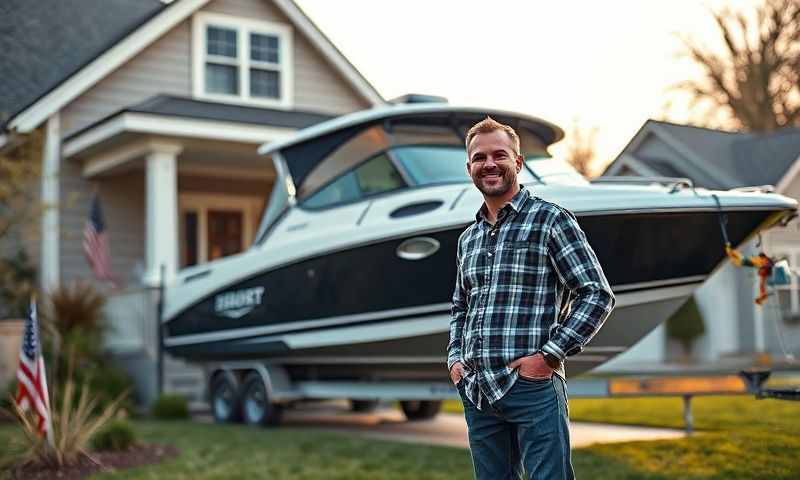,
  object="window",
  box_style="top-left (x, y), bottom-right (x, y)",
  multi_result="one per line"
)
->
top-left (393, 145), bottom-right (537, 186)
top-left (179, 194), bottom-right (264, 267)
top-left (774, 250), bottom-right (800, 324)
top-left (193, 12), bottom-right (293, 108)
top-left (303, 154), bottom-right (405, 209)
